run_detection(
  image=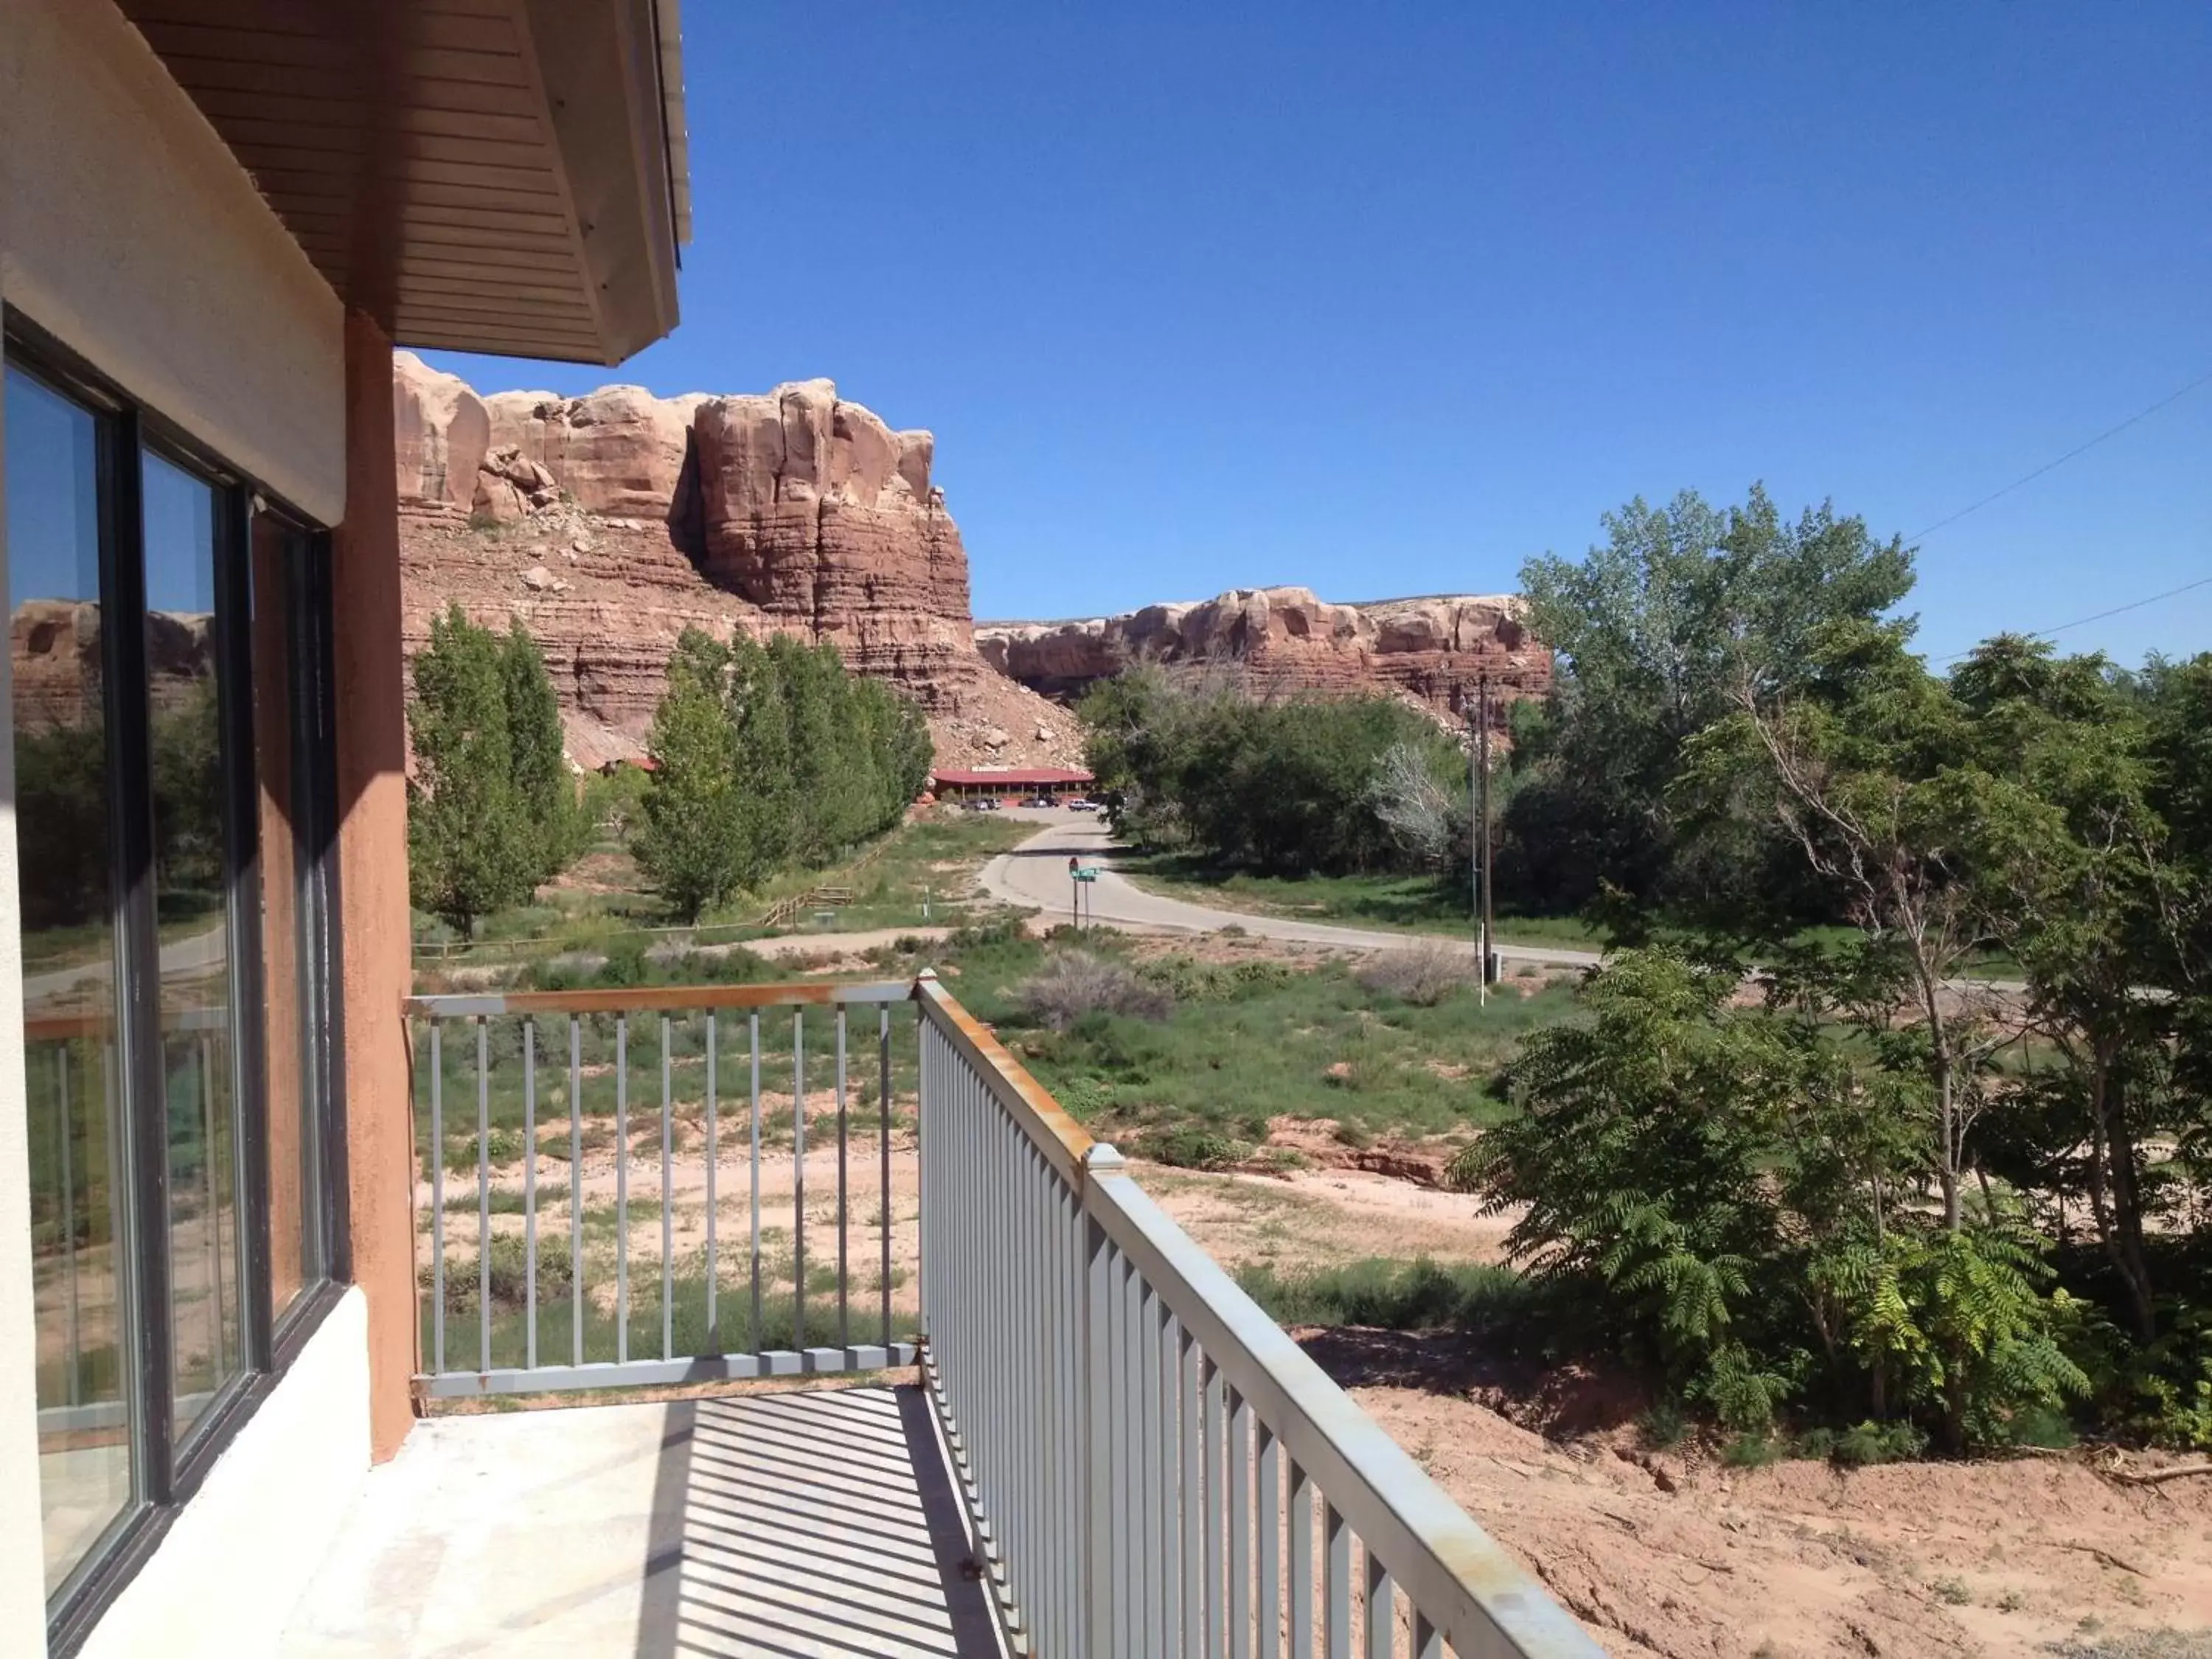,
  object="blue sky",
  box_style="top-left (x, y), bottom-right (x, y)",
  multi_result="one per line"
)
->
top-left (422, 1), bottom-right (2211, 667)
